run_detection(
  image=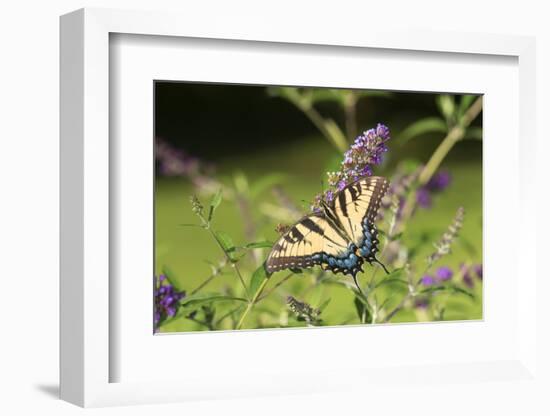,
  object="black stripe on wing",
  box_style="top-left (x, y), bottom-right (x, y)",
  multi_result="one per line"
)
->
top-left (330, 176), bottom-right (389, 265)
top-left (266, 214), bottom-right (364, 277)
